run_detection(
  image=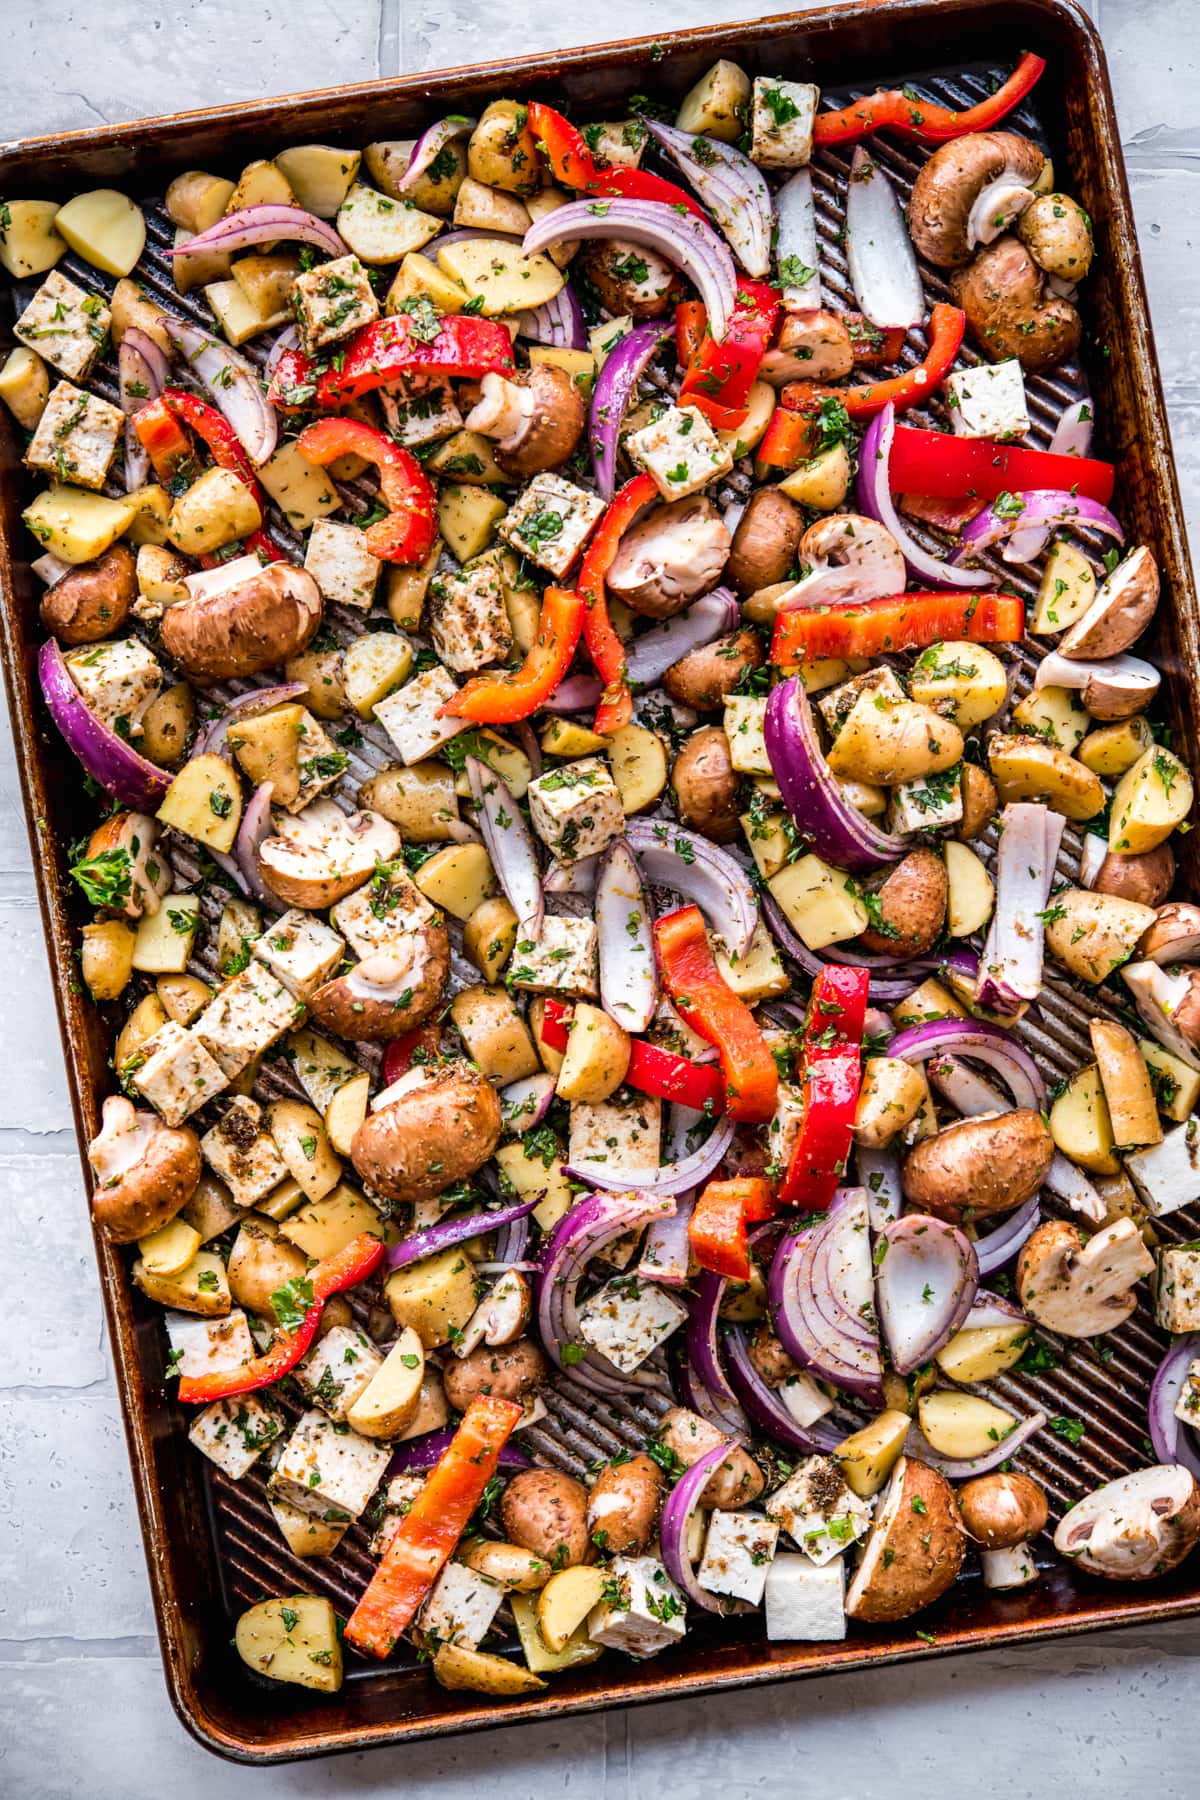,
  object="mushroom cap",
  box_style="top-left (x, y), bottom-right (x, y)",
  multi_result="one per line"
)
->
top-left (1093, 844), bottom-right (1175, 910)
top-left (858, 847), bottom-right (948, 959)
top-left (1138, 900), bottom-right (1200, 966)
top-left (951, 234), bottom-right (1081, 374)
top-left (308, 920), bottom-right (449, 1040)
top-left (161, 562), bottom-right (322, 682)
top-left (1017, 1216), bottom-right (1155, 1338)
top-left (1122, 960), bottom-right (1200, 1070)
top-left (1054, 1465), bottom-right (1200, 1579)
top-left (351, 1059), bottom-right (502, 1203)
top-left (86, 810), bottom-right (172, 920)
top-left (88, 1096), bottom-right (201, 1243)
top-left (958, 1472), bottom-right (1049, 1549)
top-left (40, 542), bottom-right (136, 645)
top-left (493, 364), bottom-right (586, 479)
top-left (909, 131), bottom-right (1047, 268)
top-left (1060, 546), bottom-right (1160, 661)
top-left (671, 724), bottom-right (740, 843)
top-left (727, 488), bottom-right (804, 597)
top-left (607, 495), bottom-right (732, 618)
top-left (442, 1338), bottom-right (546, 1412)
top-left (846, 1456), bottom-right (965, 1622)
top-left (902, 1108), bottom-right (1054, 1223)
